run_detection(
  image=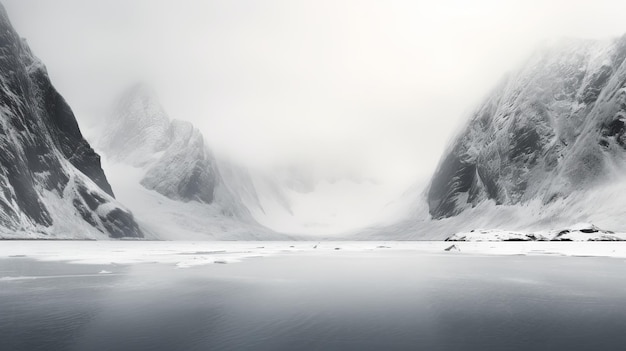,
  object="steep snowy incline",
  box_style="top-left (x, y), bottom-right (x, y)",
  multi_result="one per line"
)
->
top-left (428, 35), bottom-right (626, 220)
top-left (0, 4), bottom-right (142, 239)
